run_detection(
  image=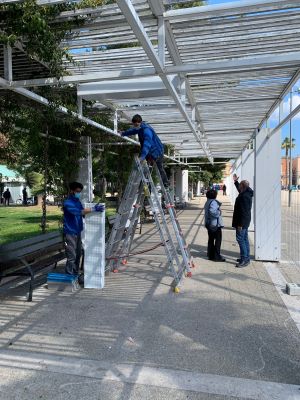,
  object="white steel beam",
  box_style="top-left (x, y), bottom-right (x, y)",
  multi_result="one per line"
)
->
top-left (163, 0), bottom-right (299, 20)
top-left (166, 52), bottom-right (300, 75)
top-left (10, 52), bottom-right (300, 88)
top-left (0, 76), bottom-right (185, 165)
top-left (158, 16), bottom-right (165, 66)
top-left (116, 0), bottom-right (211, 160)
top-left (0, 76), bottom-right (138, 145)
